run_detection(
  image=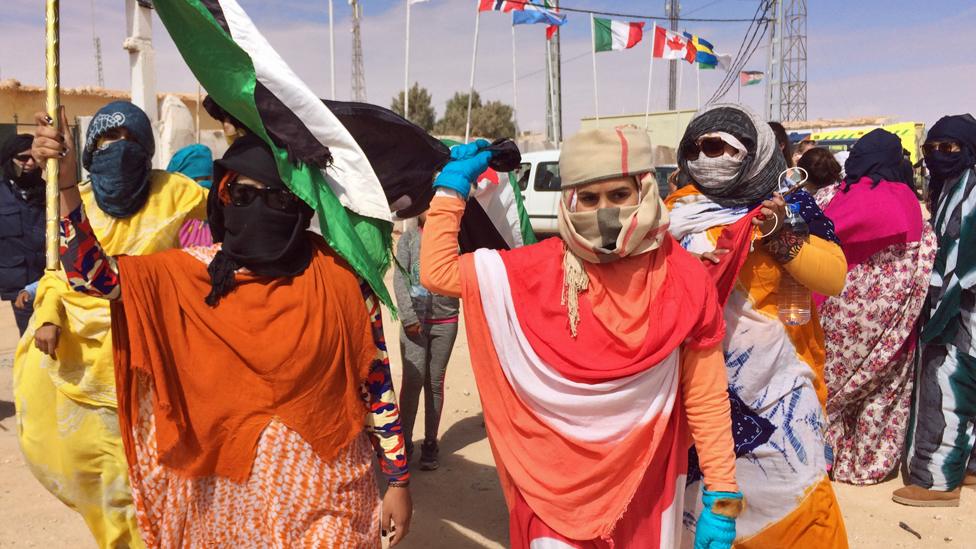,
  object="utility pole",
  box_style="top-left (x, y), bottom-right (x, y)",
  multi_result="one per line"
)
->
top-left (350, 0), bottom-right (367, 102)
top-left (544, 0), bottom-right (562, 144)
top-left (665, 0), bottom-right (679, 111)
top-left (124, 0), bottom-right (157, 122)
